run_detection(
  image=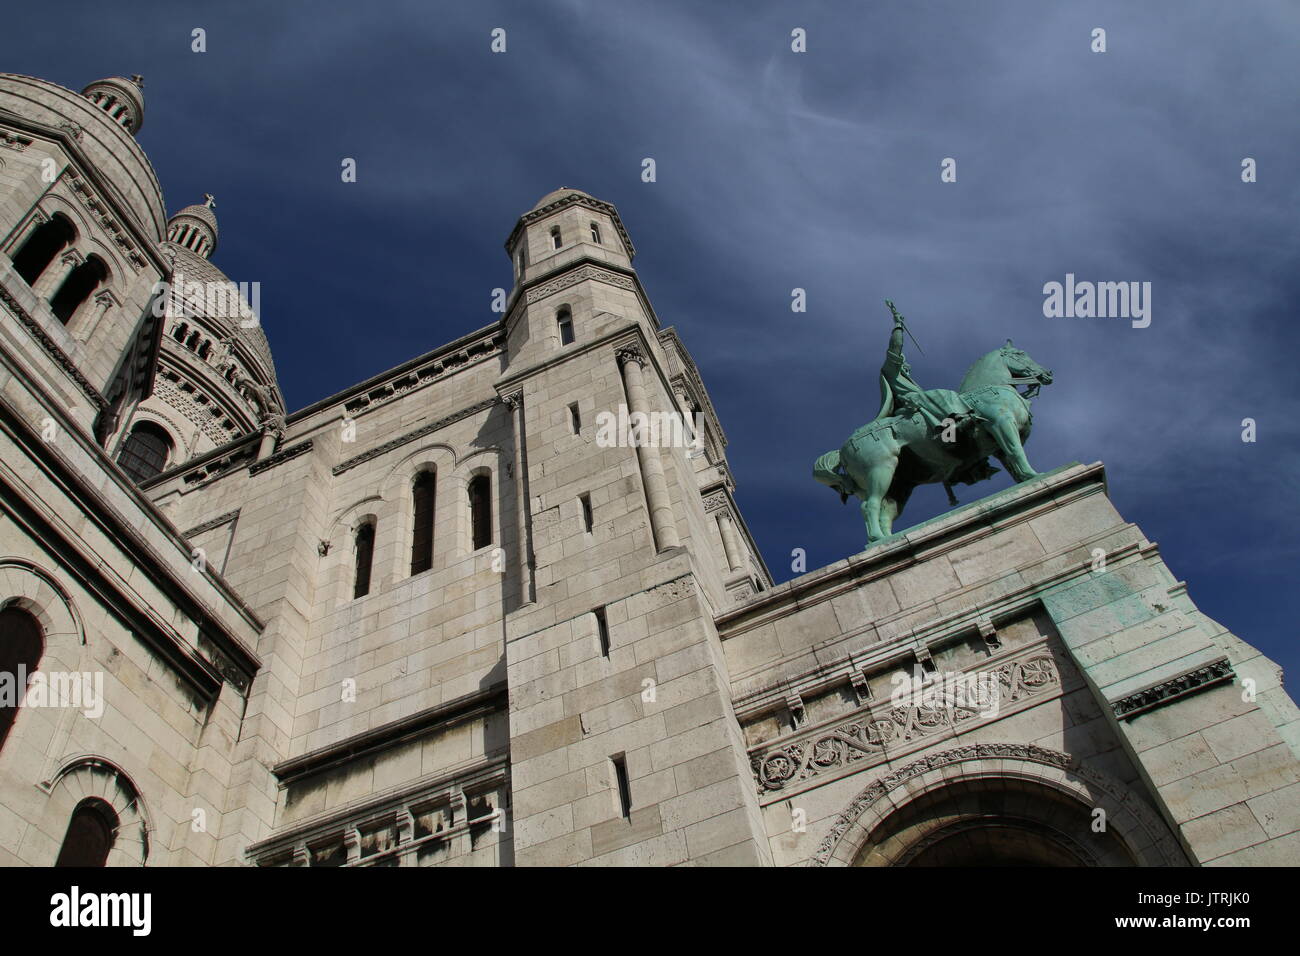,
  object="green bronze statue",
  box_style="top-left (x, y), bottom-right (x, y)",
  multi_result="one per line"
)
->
top-left (814, 301), bottom-right (1054, 546)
